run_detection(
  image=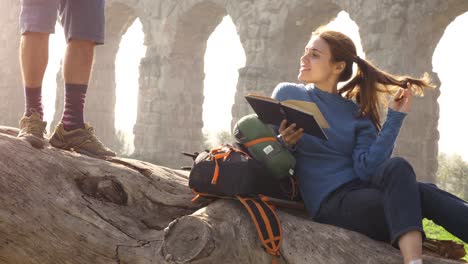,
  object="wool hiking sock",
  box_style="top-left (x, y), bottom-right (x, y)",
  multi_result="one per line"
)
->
top-left (61, 83), bottom-right (87, 131)
top-left (24, 86), bottom-right (43, 119)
